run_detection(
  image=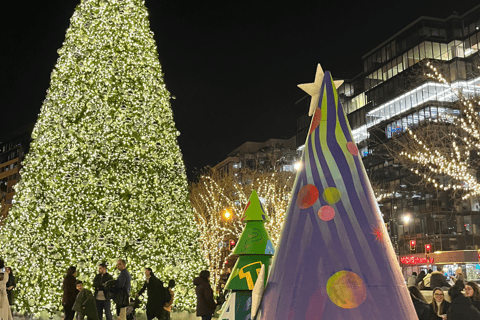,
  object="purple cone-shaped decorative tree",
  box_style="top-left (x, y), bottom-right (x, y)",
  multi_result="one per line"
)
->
top-left (257, 65), bottom-right (416, 319)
